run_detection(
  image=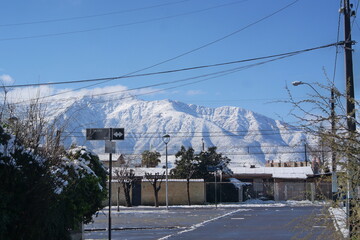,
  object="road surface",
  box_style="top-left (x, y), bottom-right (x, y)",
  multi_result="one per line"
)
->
top-left (85, 205), bottom-right (342, 240)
